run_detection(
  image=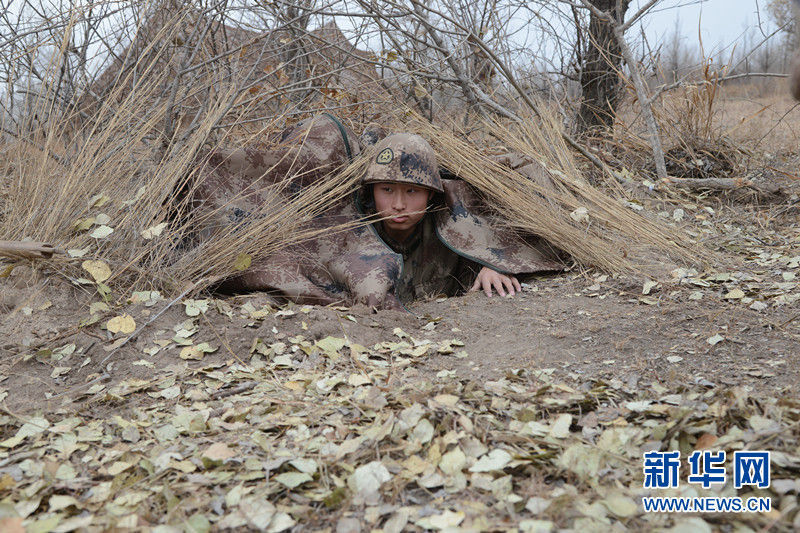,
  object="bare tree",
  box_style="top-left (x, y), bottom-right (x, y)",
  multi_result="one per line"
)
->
top-left (576, 0), bottom-right (630, 132)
